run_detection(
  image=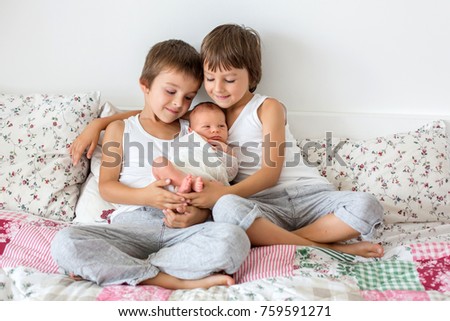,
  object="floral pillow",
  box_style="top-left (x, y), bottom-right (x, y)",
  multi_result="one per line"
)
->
top-left (0, 92), bottom-right (101, 221)
top-left (301, 120), bottom-right (450, 224)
